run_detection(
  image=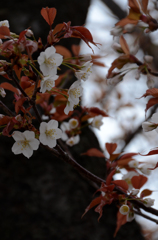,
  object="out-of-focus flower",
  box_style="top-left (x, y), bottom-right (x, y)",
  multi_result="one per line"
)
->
top-left (69, 118), bottom-right (79, 129)
top-left (111, 42), bottom-right (122, 52)
top-left (79, 54), bottom-right (92, 62)
top-left (119, 204), bottom-right (130, 215)
top-left (75, 61), bottom-right (93, 81)
top-left (64, 80), bottom-right (83, 115)
top-left (0, 114), bottom-right (5, 119)
top-left (0, 87), bottom-right (6, 97)
top-left (139, 164), bottom-right (152, 175)
top-left (15, 114), bottom-right (22, 122)
top-left (124, 24), bottom-right (135, 32)
top-left (106, 74), bottom-right (123, 86)
top-left (138, 21), bottom-right (149, 28)
top-left (127, 211), bottom-right (135, 222)
top-left (66, 135), bottom-right (80, 147)
top-left (144, 55), bottom-right (153, 63)
top-left (60, 122), bottom-right (70, 141)
top-left (0, 20), bottom-right (9, 28)
top-left (25, 29), bottom-right (33, 37)
top-left (128, 160), bottom-right (139, 168)
top-left (142, 112), bottom-right (158, 132)
top-left (39, 120), bottom-right (62, 148)
top-left (37, 46), bottom-right (63, 76)
top-left (122, 171), bottom-right (139, 191)
top-left (143, 198), bottom-right (155, 207)
top-left (110, 26), bottom-right (123, 36)
top-left (12, 130), bottom-right (39, 159)
top-left (92, 115), bottom-right (103, 130)
top-left (131, 189), bottom-right (139, 196)
top-left (147, 73), bottom-right (155, 88)
top-left (40, 75), bottom-right (58, 93)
